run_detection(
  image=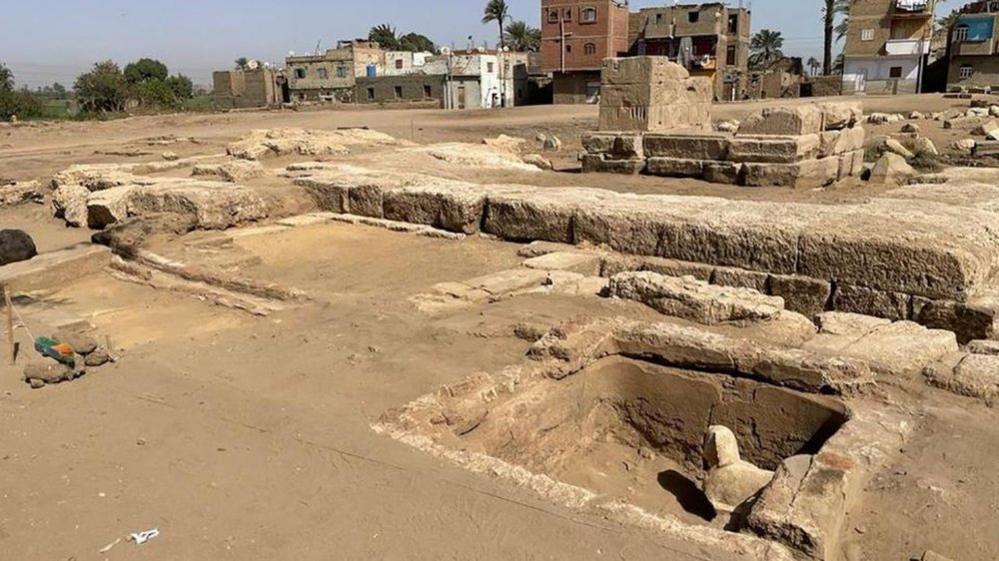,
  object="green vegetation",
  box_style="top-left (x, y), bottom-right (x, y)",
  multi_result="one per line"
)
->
top-left (504, 21), bottom-right (541, 52)
top-left (74, 58), bottom-right (194, 115)
top-left (0, 62), bottom-right (44, 121)
top-left (749, 30), bottom-right (785, 70)
top-left (483, 0), bottom-right (511, 50)
top-left (368, 24), bottom-right (436, 52)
